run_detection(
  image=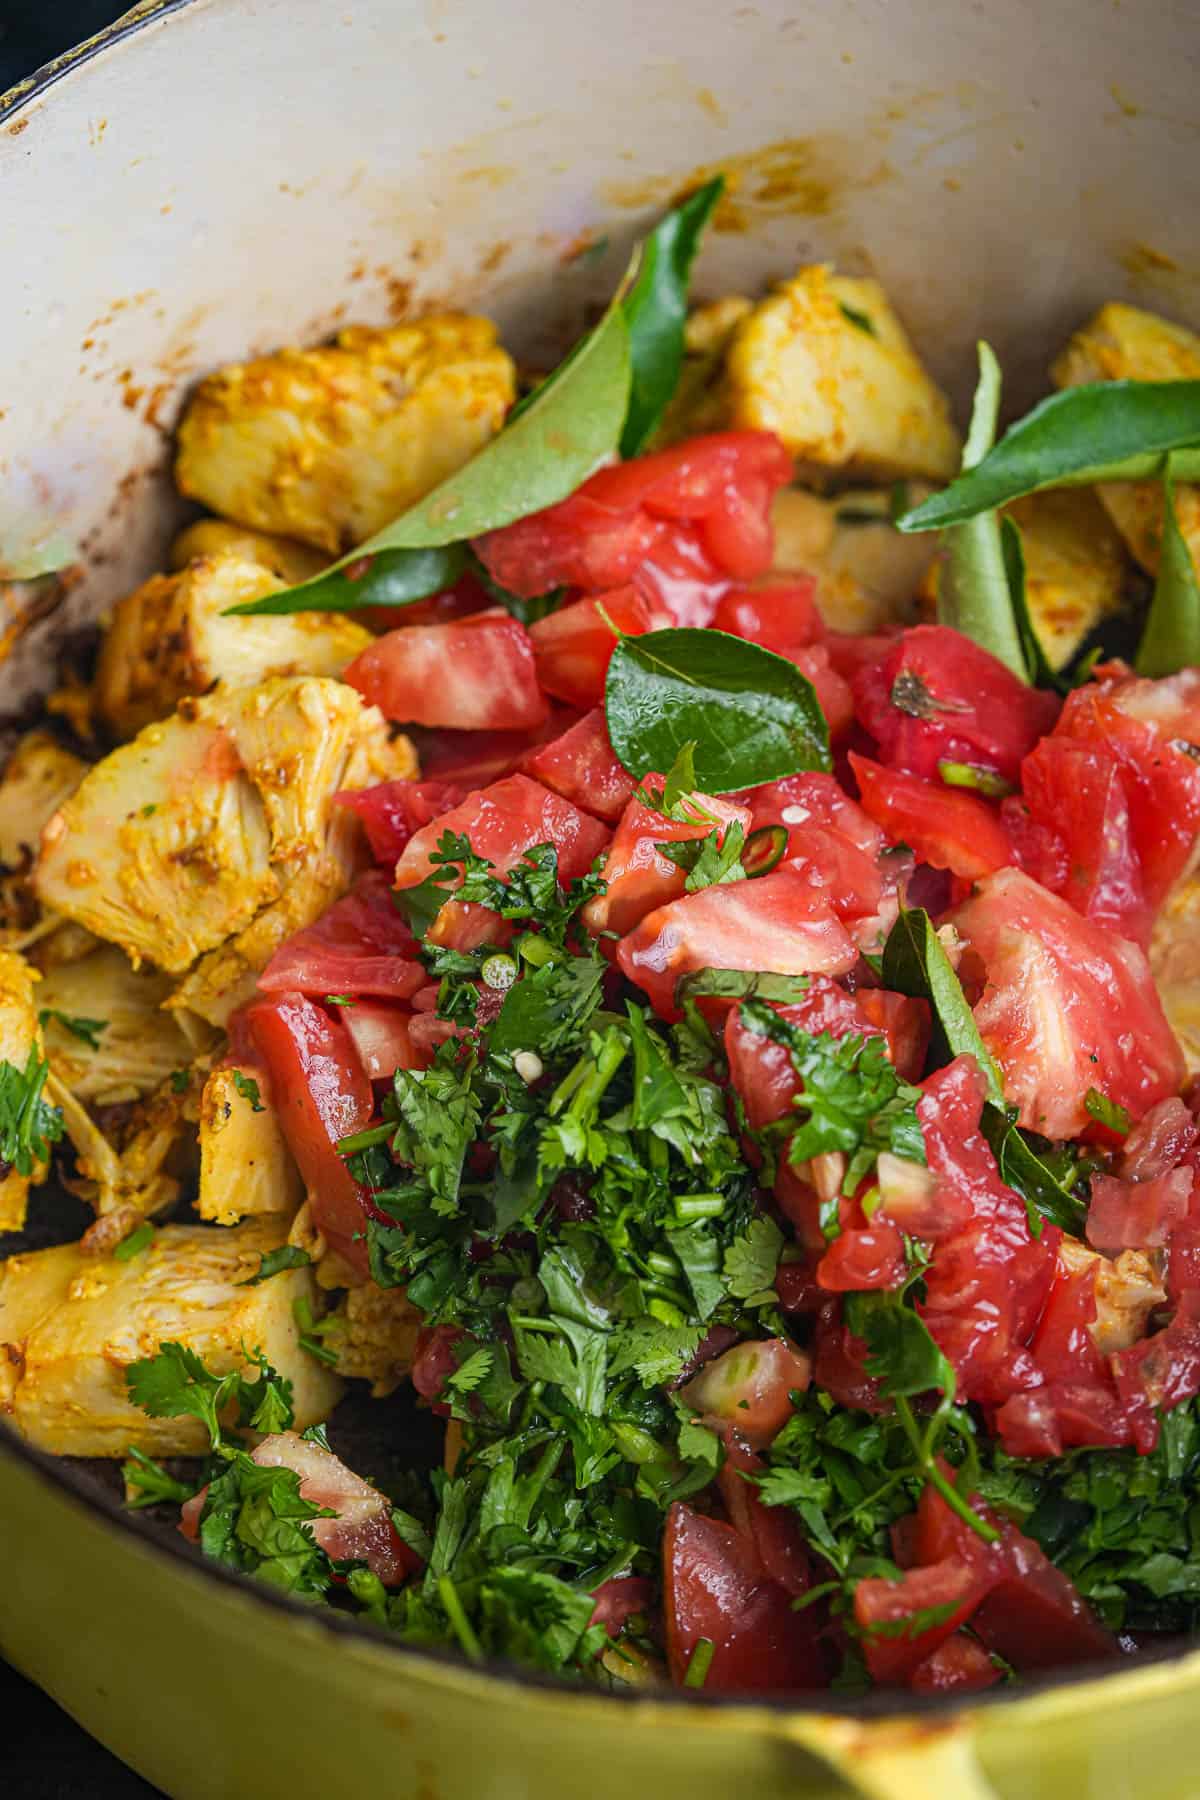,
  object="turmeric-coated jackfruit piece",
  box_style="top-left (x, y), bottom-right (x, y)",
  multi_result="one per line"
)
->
top-left (175, 314), bottom-right (517, 553)
top-left (0, 950), bottom-right (44, 1232)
